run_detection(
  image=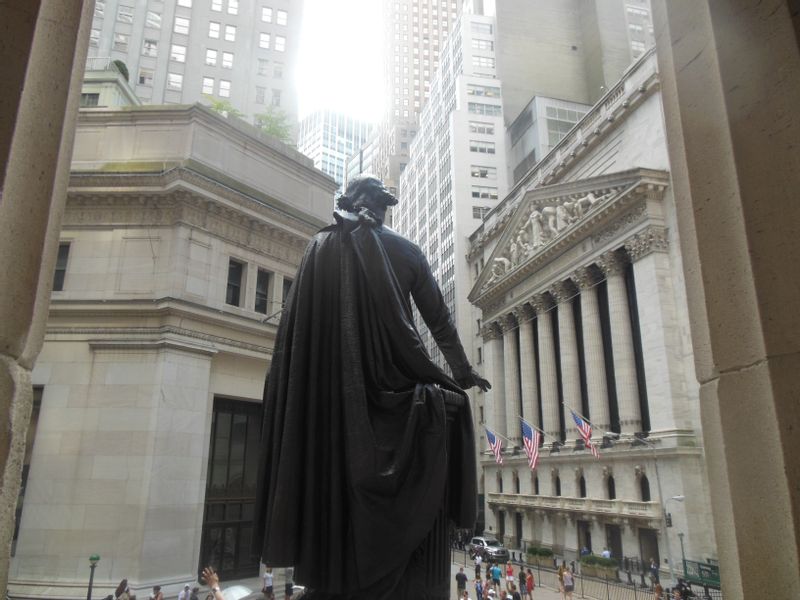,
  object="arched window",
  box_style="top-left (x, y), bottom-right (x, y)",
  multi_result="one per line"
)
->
top-left (607, 475), bottom-right (616, 500)
top-left (534, 476), bottom-right (540, 495)
top-left (640, 474), bottom-right (651, 501)
top-left (555, 476), bottom-right (562, 497)
top-left (514, 472), bottom-right (521, 494)
top-left (579, 475), bottom-right (587, 498)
